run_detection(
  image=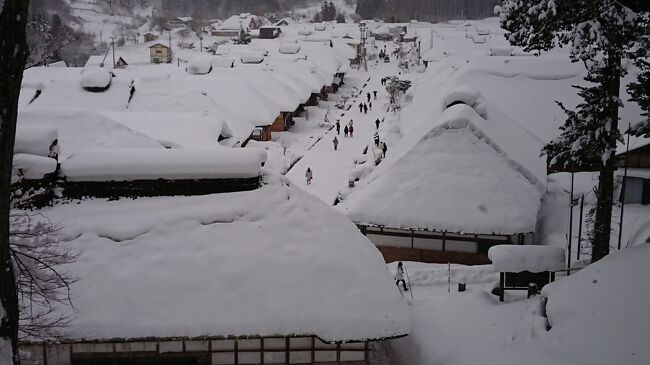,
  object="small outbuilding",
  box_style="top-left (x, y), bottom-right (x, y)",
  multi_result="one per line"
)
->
top-left (488, 245), bottom-right (565, 302)
top-left (143, 32), bottom-right (158, 42)
top-left (259, 25), bottom-right (282, 39)
top-left (149, 43), bottom-right (172, 64)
